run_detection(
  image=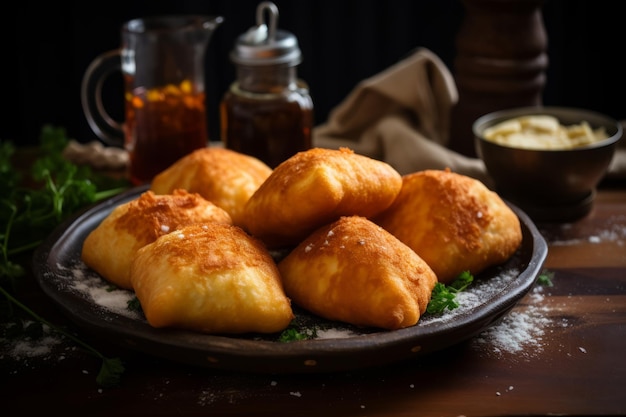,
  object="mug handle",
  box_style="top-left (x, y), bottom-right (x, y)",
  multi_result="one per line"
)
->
top-left (81, 49), bottom-right (124, 147)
